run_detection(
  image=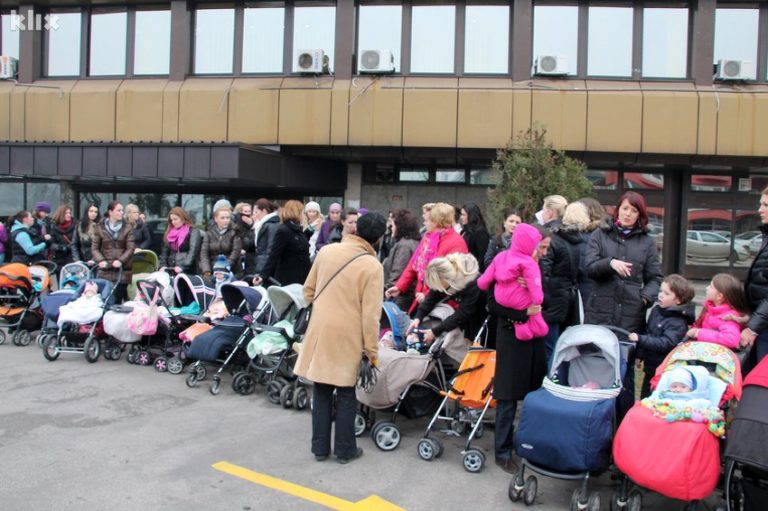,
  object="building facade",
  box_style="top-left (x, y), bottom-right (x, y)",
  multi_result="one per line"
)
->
top-left (0, 0), bottom-right (767, 278)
